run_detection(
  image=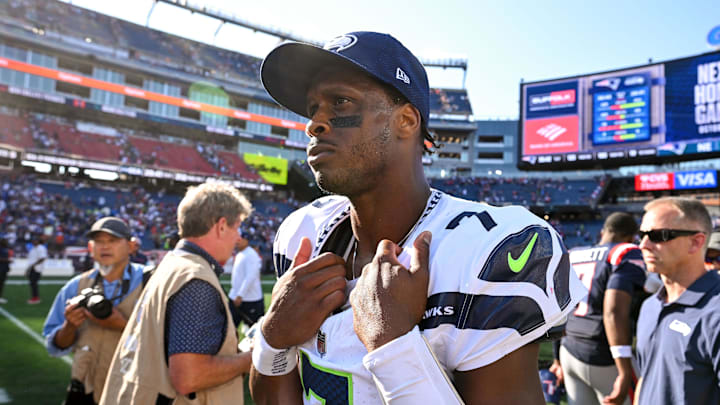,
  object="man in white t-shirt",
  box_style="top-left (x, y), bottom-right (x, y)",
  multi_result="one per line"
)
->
top-left (26, 237), bottom-right (48, 304)
top-left (229, 236), bottom-right (264, 329)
